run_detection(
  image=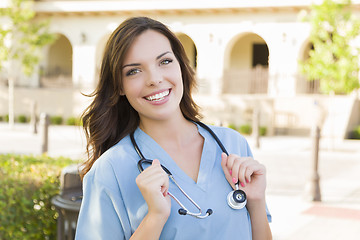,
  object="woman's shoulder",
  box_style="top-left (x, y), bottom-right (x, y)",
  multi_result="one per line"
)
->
top-left (84, 135), bottom-right (137, 187)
